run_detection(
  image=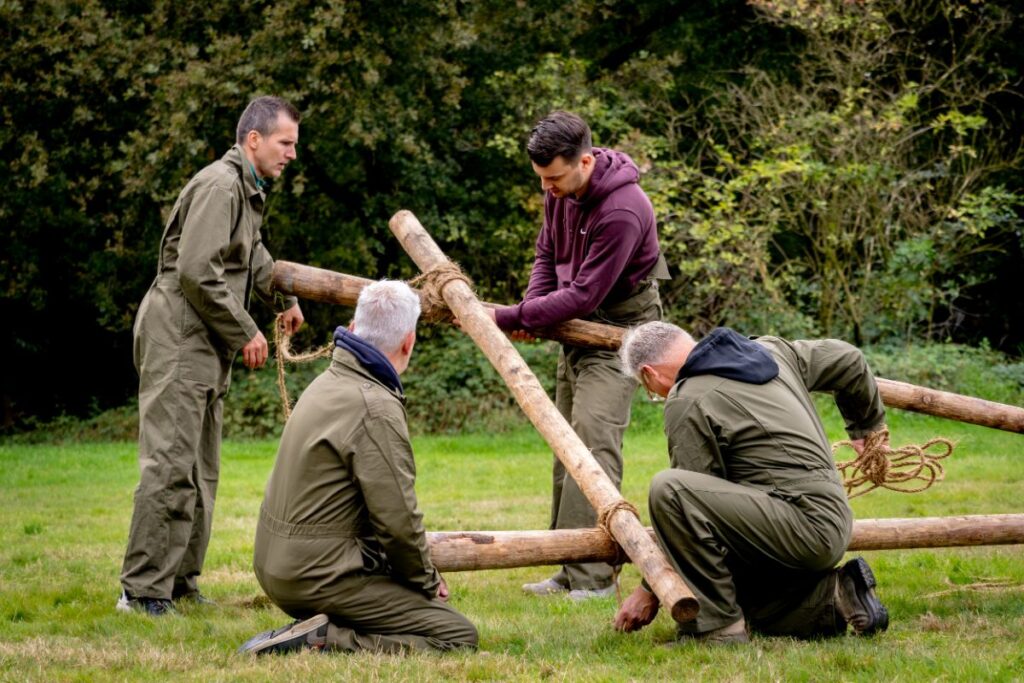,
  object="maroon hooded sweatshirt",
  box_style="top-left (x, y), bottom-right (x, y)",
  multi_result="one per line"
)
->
top-left (494, 147), bottom-right (661, 331)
